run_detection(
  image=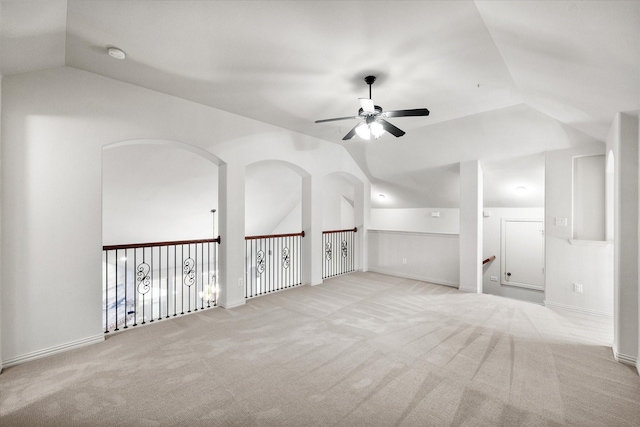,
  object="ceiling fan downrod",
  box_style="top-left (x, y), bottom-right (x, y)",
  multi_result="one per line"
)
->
top-left (364, 75), bottom-right (376, 99)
